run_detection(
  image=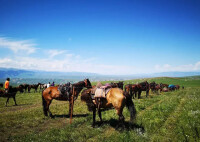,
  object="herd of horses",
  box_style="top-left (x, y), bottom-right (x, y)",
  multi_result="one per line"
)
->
top-left (0, 79), bottom-right (182, 127)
